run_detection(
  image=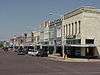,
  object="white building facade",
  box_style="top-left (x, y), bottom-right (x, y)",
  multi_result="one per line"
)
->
top-left (62, 7), bottom-right (100, 58)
